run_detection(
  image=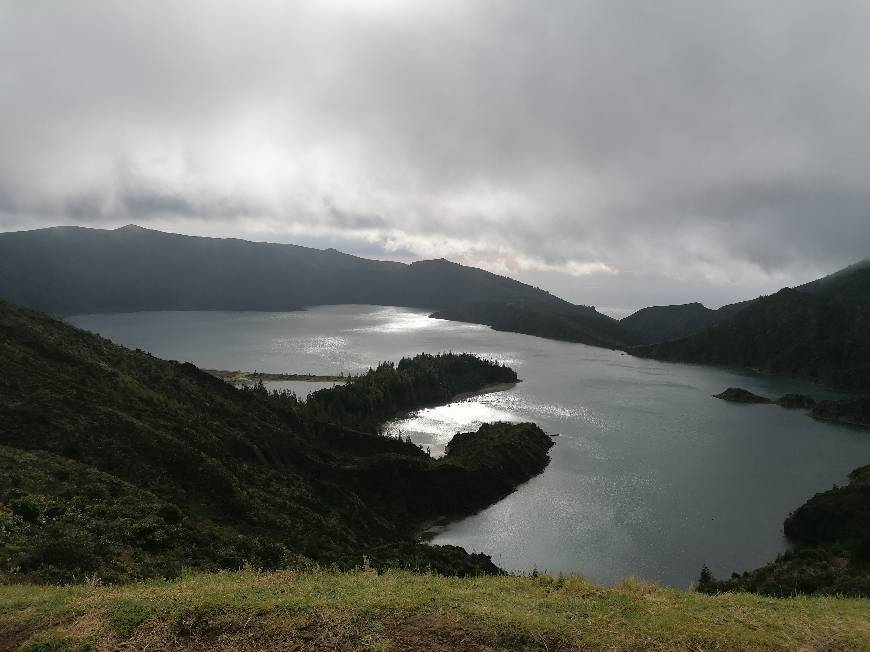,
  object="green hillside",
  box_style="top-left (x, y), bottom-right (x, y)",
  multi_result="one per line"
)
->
top-left (633, 268), bottom-right (870, 390)
top-left (0, 225), bottom-right (567, 315)
top-left (0, 301), bottom-right (553, 584)
top-left (431, 301), bottom-right (634, 348)
top-left (620, 300), bottom-right (750, 345)
top-left (0, 225), bottom-right (632, 349)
